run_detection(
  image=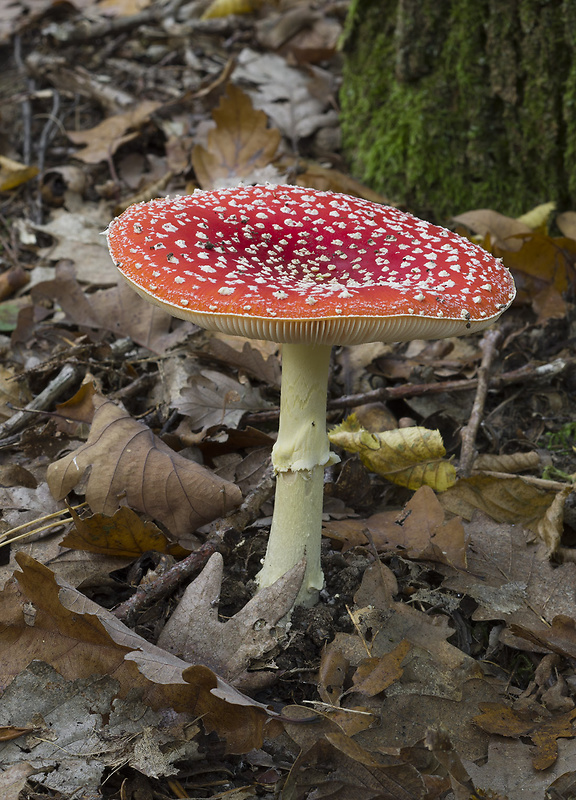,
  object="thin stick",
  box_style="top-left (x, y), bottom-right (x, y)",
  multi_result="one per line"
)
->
top-left (459, 329), bottom-right (503, 477)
